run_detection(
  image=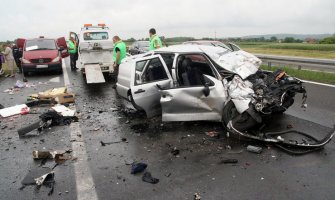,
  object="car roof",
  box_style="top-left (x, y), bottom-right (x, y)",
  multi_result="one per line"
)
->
top-left (155, 44), bottom-right (211, 53)
top-left (184, 40), bottom-right (222, 44)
